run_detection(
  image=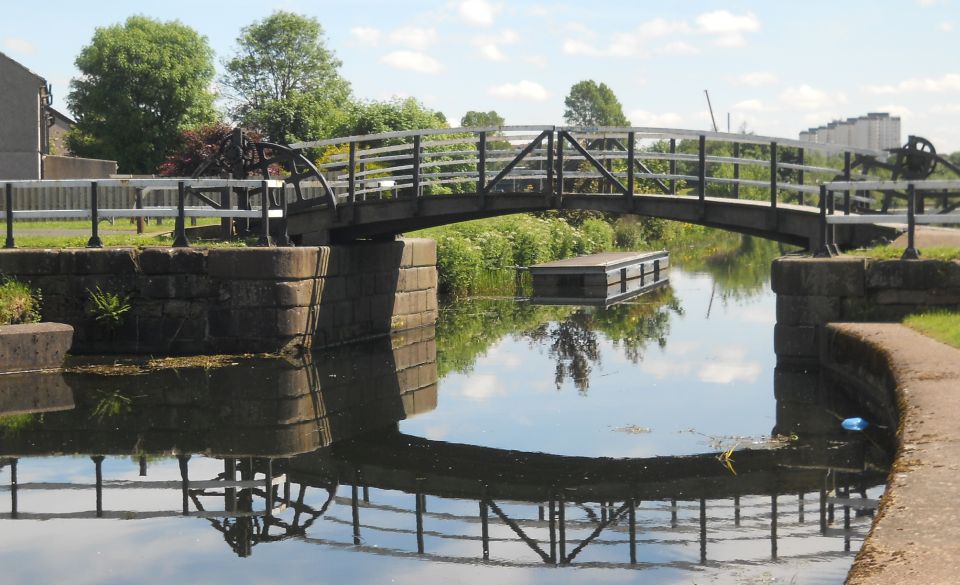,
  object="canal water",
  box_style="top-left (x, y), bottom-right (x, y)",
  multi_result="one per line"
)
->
top-left (0, 237), bottom-right (888, 584)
